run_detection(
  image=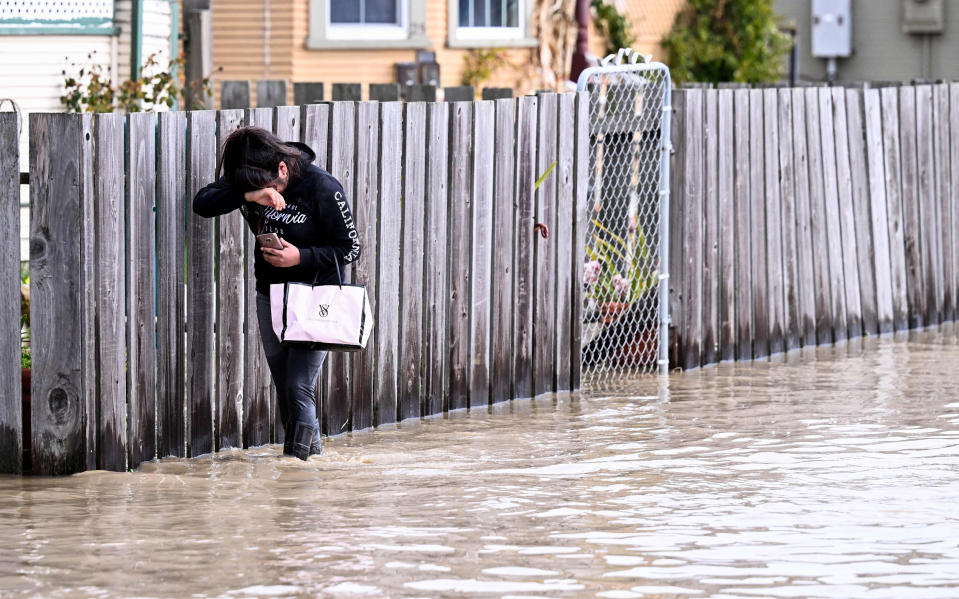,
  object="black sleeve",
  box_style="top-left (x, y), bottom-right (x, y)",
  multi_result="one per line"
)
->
top-left (192, 178), bottom-right (246, 217)
top-left (297, 177), bottom-right (362, 276)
